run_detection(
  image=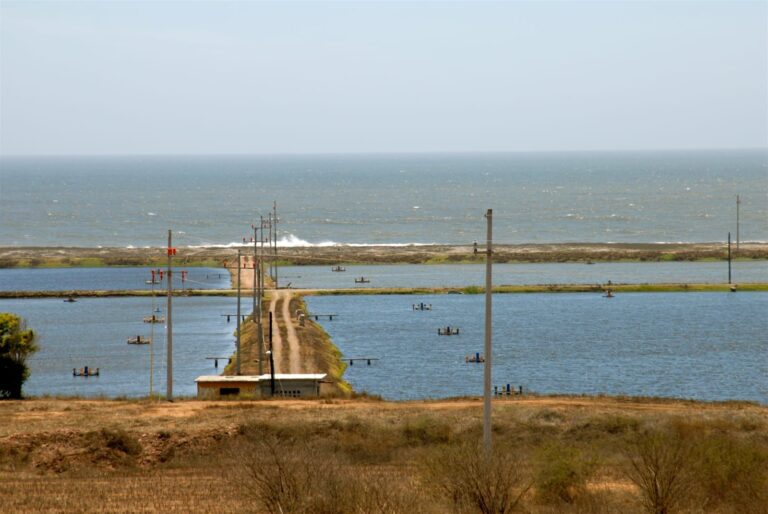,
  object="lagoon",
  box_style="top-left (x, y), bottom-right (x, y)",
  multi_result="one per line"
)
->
top-left (0, 266), bottom-right (229, 292)
top-left (282, 261), bottom-right (767, 289)
top-left (307, 292), bottom-right (768, 403)
top-left (0, 296), bottom-right (236, 397)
